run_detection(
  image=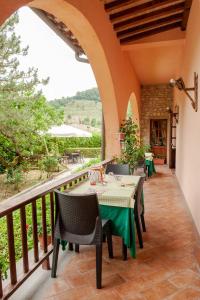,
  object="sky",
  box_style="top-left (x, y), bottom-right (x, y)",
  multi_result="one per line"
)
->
top-left (15, 7), bottom-right (97, 100)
